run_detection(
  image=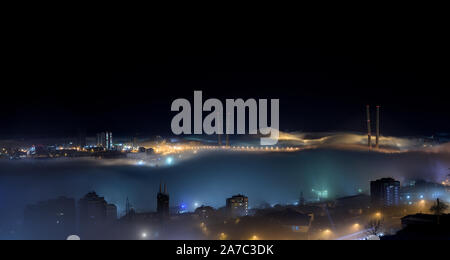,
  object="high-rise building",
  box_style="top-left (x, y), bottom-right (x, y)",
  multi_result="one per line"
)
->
top-left (195, 205), bottom-right (216, 220)
top-left (78, 191), bottom-right (116, 238)
top-left (370, 178), bottom-right (400, 207)
top-left (106, 204), bottom-right (117, 223)
top-left (24, 196), bottom-right (76, 240)
top-left (157, 183), bottom-right (170, 220)
top-left (226, 194), bottom-right (248, 217)
top-left (299, 191), bottom-right (305, 206)
top-left (96, 133), bottom-right (103, 147)
top-left (132, 136), bottom-right (138, 148)
top-left (96, 132), bottom-right (113, 150)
